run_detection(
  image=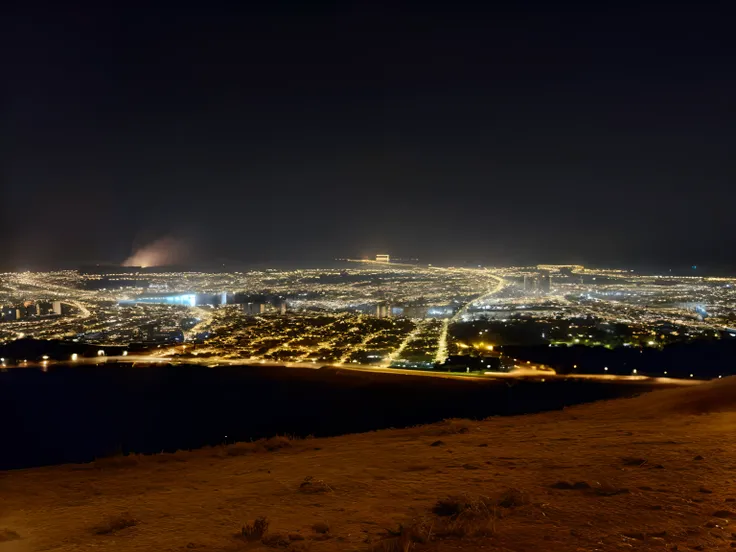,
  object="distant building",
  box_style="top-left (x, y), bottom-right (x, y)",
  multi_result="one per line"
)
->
top-left (538, 272), bottom-right (551, 294)
top-left (523, 275), bottom-right (537, 292)
top-left (375, 302), bottom-right (391, 318)
top-left (120, 294), bottom-right (197, 307)
top-left (52, 301), bottom-right (63, 315)
top-left (243, 302), bottom-right (267, 315)
top-left (376, 254), bottom-right (390, 263)
top-left (403, 305), bottom-right (428, 319)
top-left (523, 272), bottom-right (551, 294)
top-left (135, 323), bottom-right (183, 344)
top-left (221, 291), bottom-right (228, 306)
top-left (19, 303), bottom-right (41, 317)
